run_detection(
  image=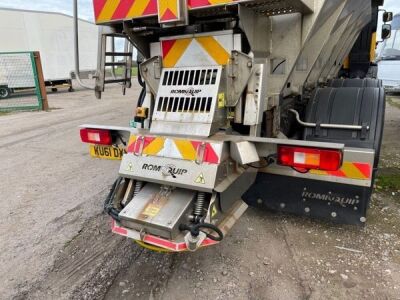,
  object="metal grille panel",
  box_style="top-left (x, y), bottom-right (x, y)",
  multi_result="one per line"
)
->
top-left (151, 66), bottom-right (223, 136)
top-left (154, 67), bottom-right (221, 122)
